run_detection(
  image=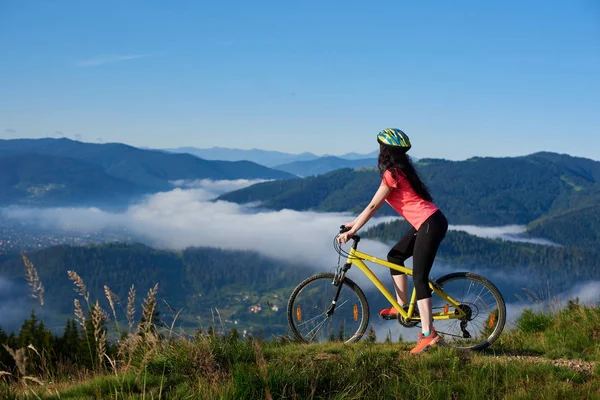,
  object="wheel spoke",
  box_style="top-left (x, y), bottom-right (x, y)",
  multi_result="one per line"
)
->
top-left (287, 274), bottom-right (369, 344)
top-left (432, 273), bottom-right (505, 350)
